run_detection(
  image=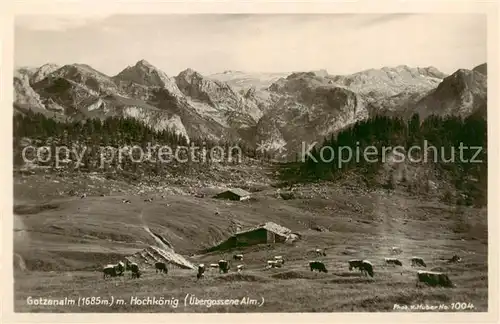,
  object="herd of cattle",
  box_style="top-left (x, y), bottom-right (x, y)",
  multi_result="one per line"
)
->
top-left (102, 247), bottom-right (462, 288)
